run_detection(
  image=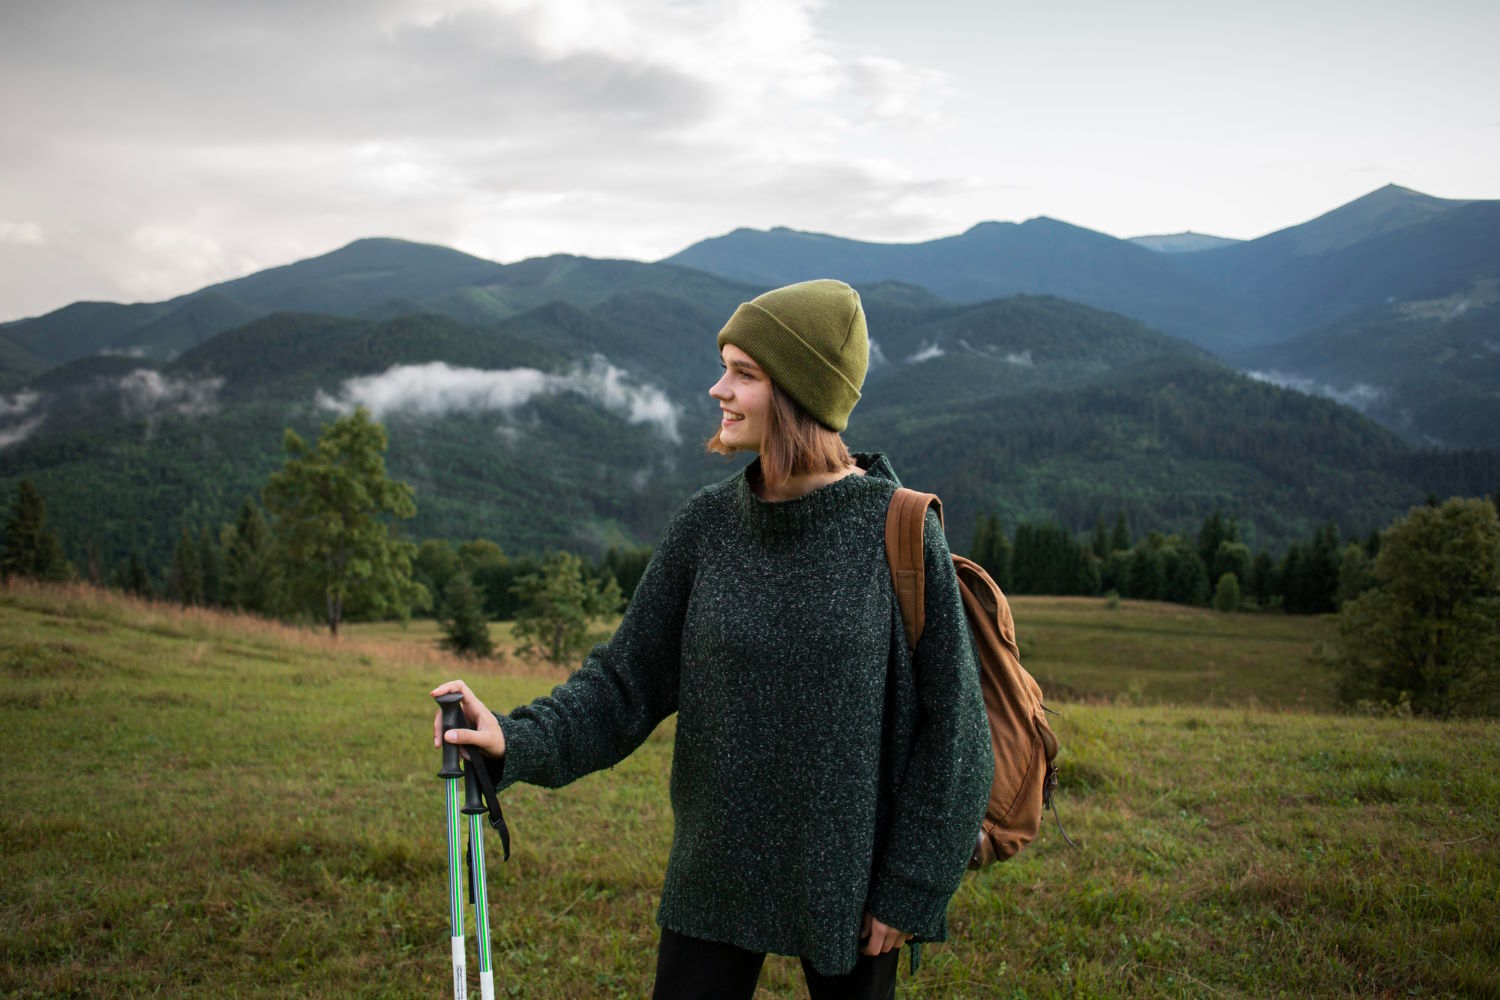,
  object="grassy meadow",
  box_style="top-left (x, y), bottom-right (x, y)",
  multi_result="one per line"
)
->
top-left (2, 581), bottom-right (1496, 998)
